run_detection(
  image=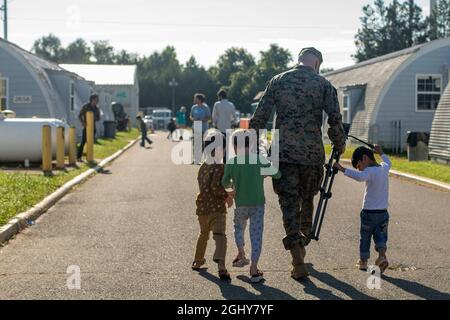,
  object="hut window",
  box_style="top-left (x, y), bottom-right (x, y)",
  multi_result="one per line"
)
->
top-left (416, 75), bottom-right (442, 111)
top-left (0, 78), bottom-right (8, 111)
top-left (70, 81), bottom-right (75, 112)
top-left (343, 94), bottom-right (351, 123)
